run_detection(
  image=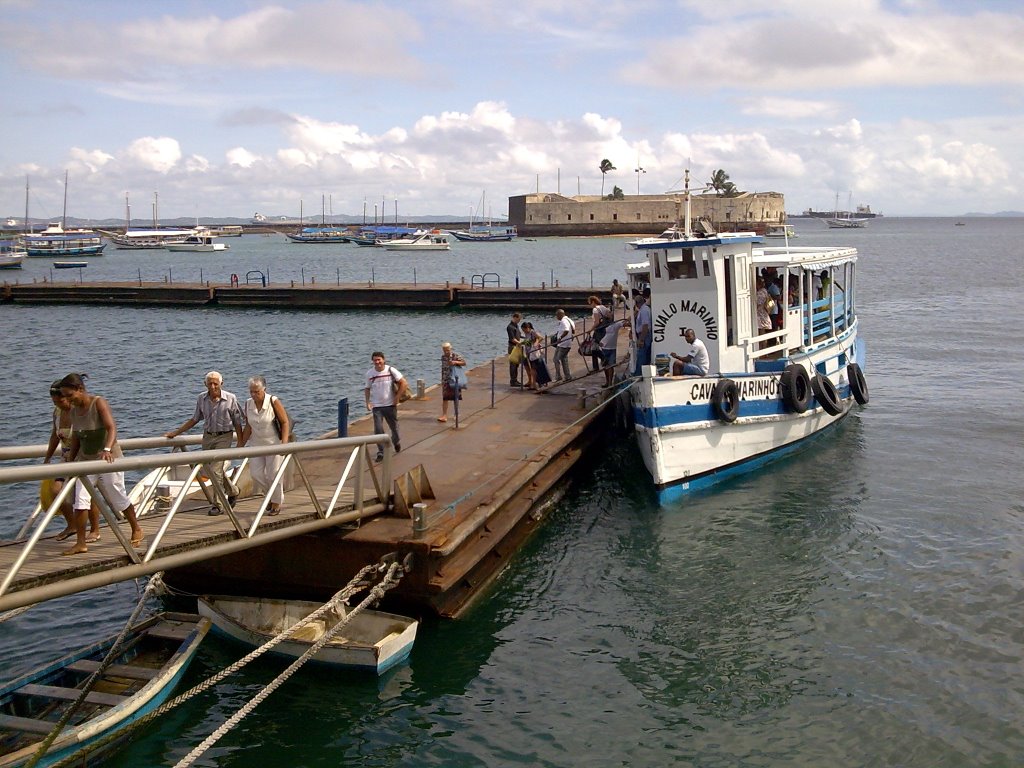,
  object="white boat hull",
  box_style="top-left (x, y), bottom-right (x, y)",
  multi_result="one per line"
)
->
top-left (198, 595), bottom-right (417, 674)
top-left (631, 341), bottom-right (863, 503)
